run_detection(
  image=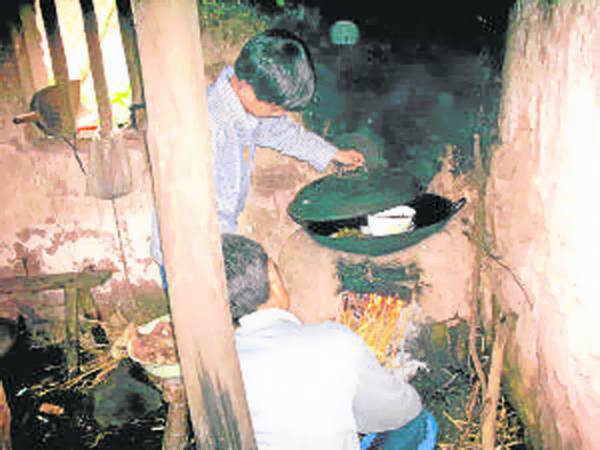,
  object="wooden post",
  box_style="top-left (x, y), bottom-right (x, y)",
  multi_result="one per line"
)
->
top-left (19, 0), bottom-right (49, 92)
top-left (39, 0), bottom-right (75, 136)
top-left (132, 0), bottom-right (256, 449)
top-left (79, 0), bottom-right (112, 137)
top-left (161, 379), bottom-right (189, 450)
top-left (77, 287), bottom-right (98, 320)
top-left (65, 285), bottom-right (79, 374)
top-left (116, 0), bottom-right (145, 129)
